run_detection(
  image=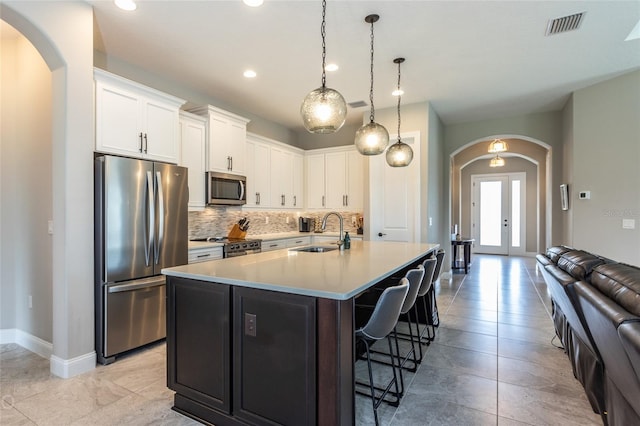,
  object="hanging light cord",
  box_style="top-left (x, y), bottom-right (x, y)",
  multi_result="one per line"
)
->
top-left (368, 19), bottom-right (375, 123)
top-left (320, 0), bottom-right (327, 89)
top-left (396, 60), bottom-right (402, 142)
